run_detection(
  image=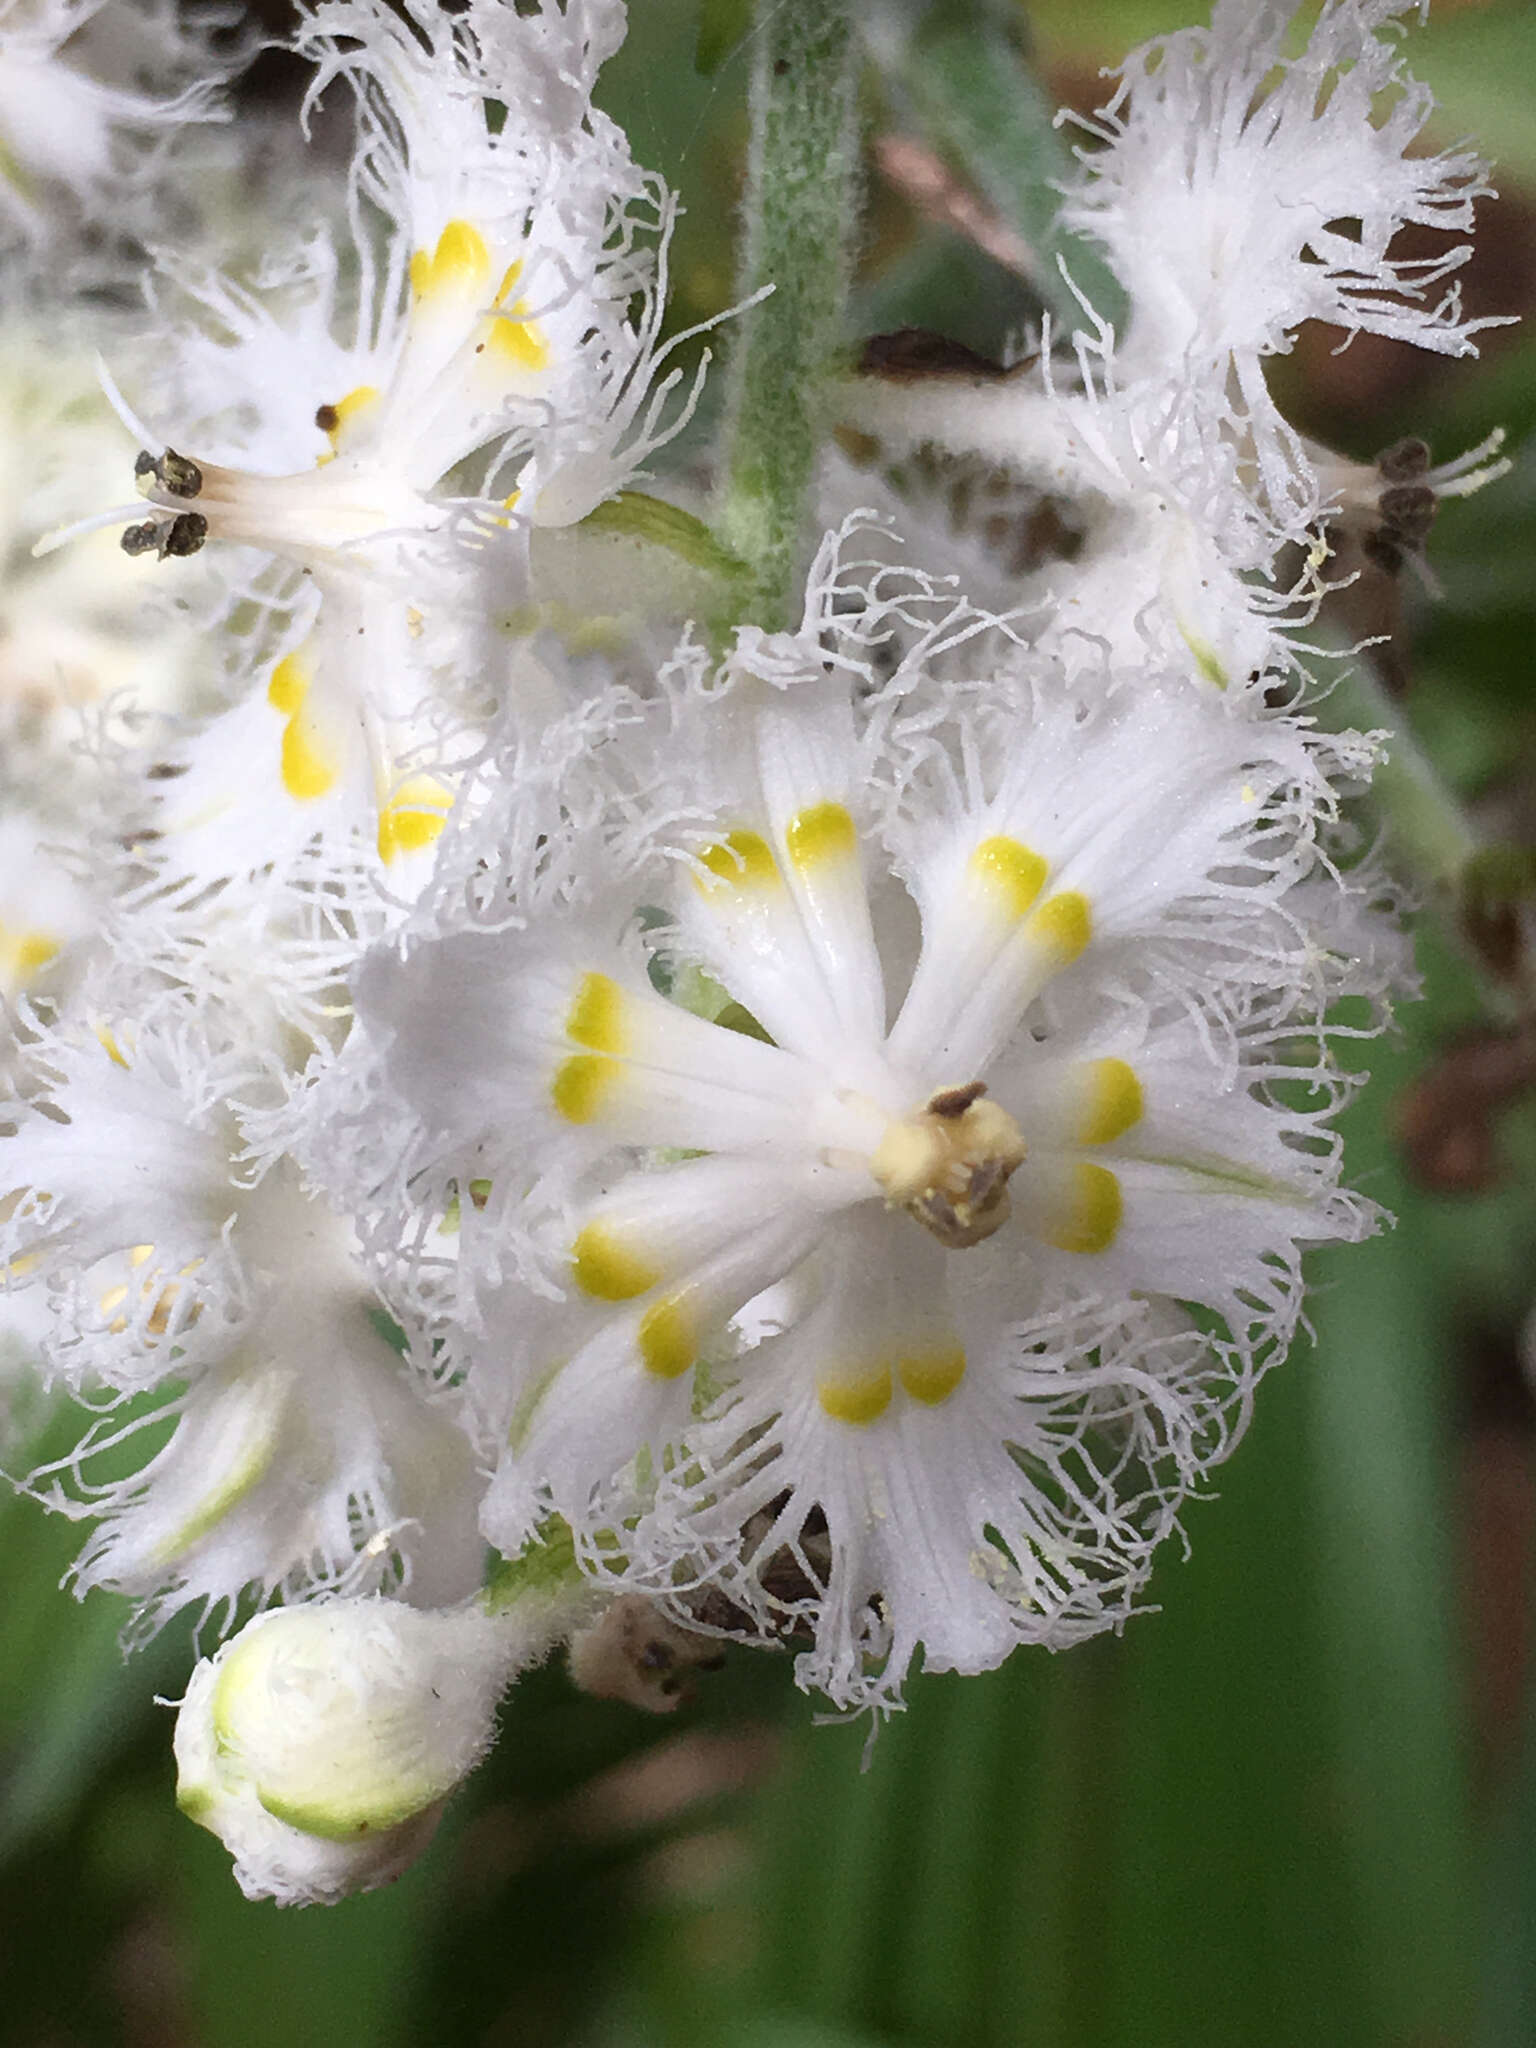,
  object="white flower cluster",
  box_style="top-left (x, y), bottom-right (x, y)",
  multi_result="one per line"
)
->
top-left (0, 0), bottom-right (1503, 1902)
